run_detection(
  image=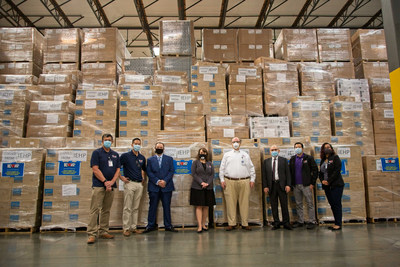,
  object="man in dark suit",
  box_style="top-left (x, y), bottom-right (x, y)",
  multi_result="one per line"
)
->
top-left (262, 145), bottom-right (292, 230)
top-left (143, 142), bottom-right (177, 233)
